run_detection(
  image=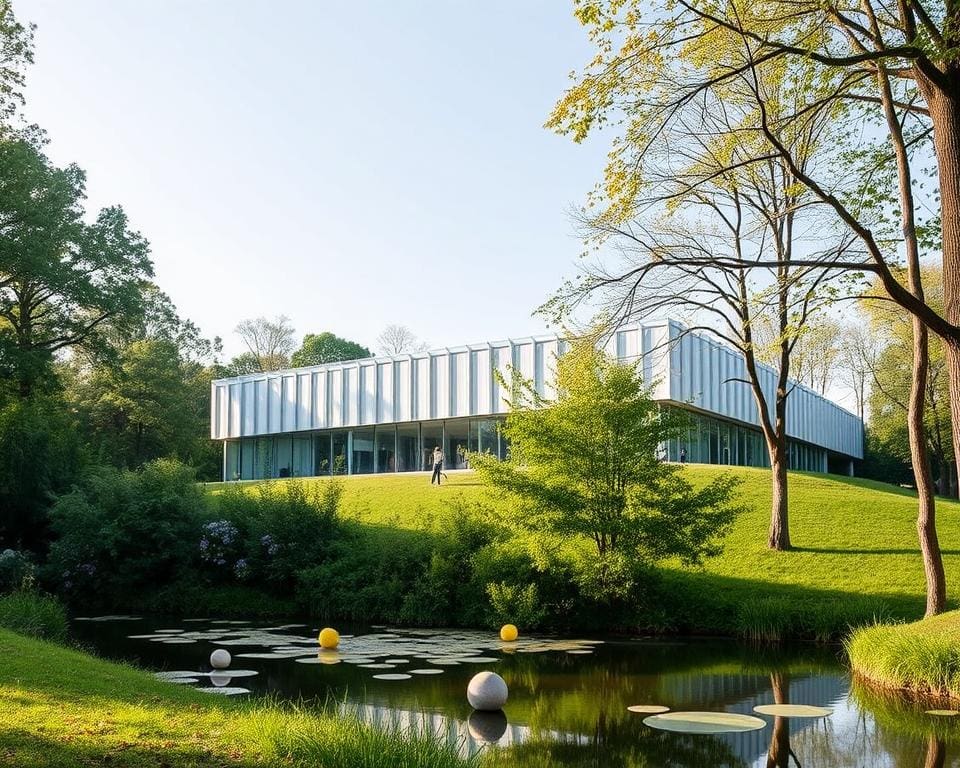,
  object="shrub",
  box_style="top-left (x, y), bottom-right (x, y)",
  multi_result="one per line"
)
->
top-left (45, 459), bottom-right (206, 607)
top-left (0, 589), bottom-right (68, 642)
top-left (0, 549), bottom-right (35, 591)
